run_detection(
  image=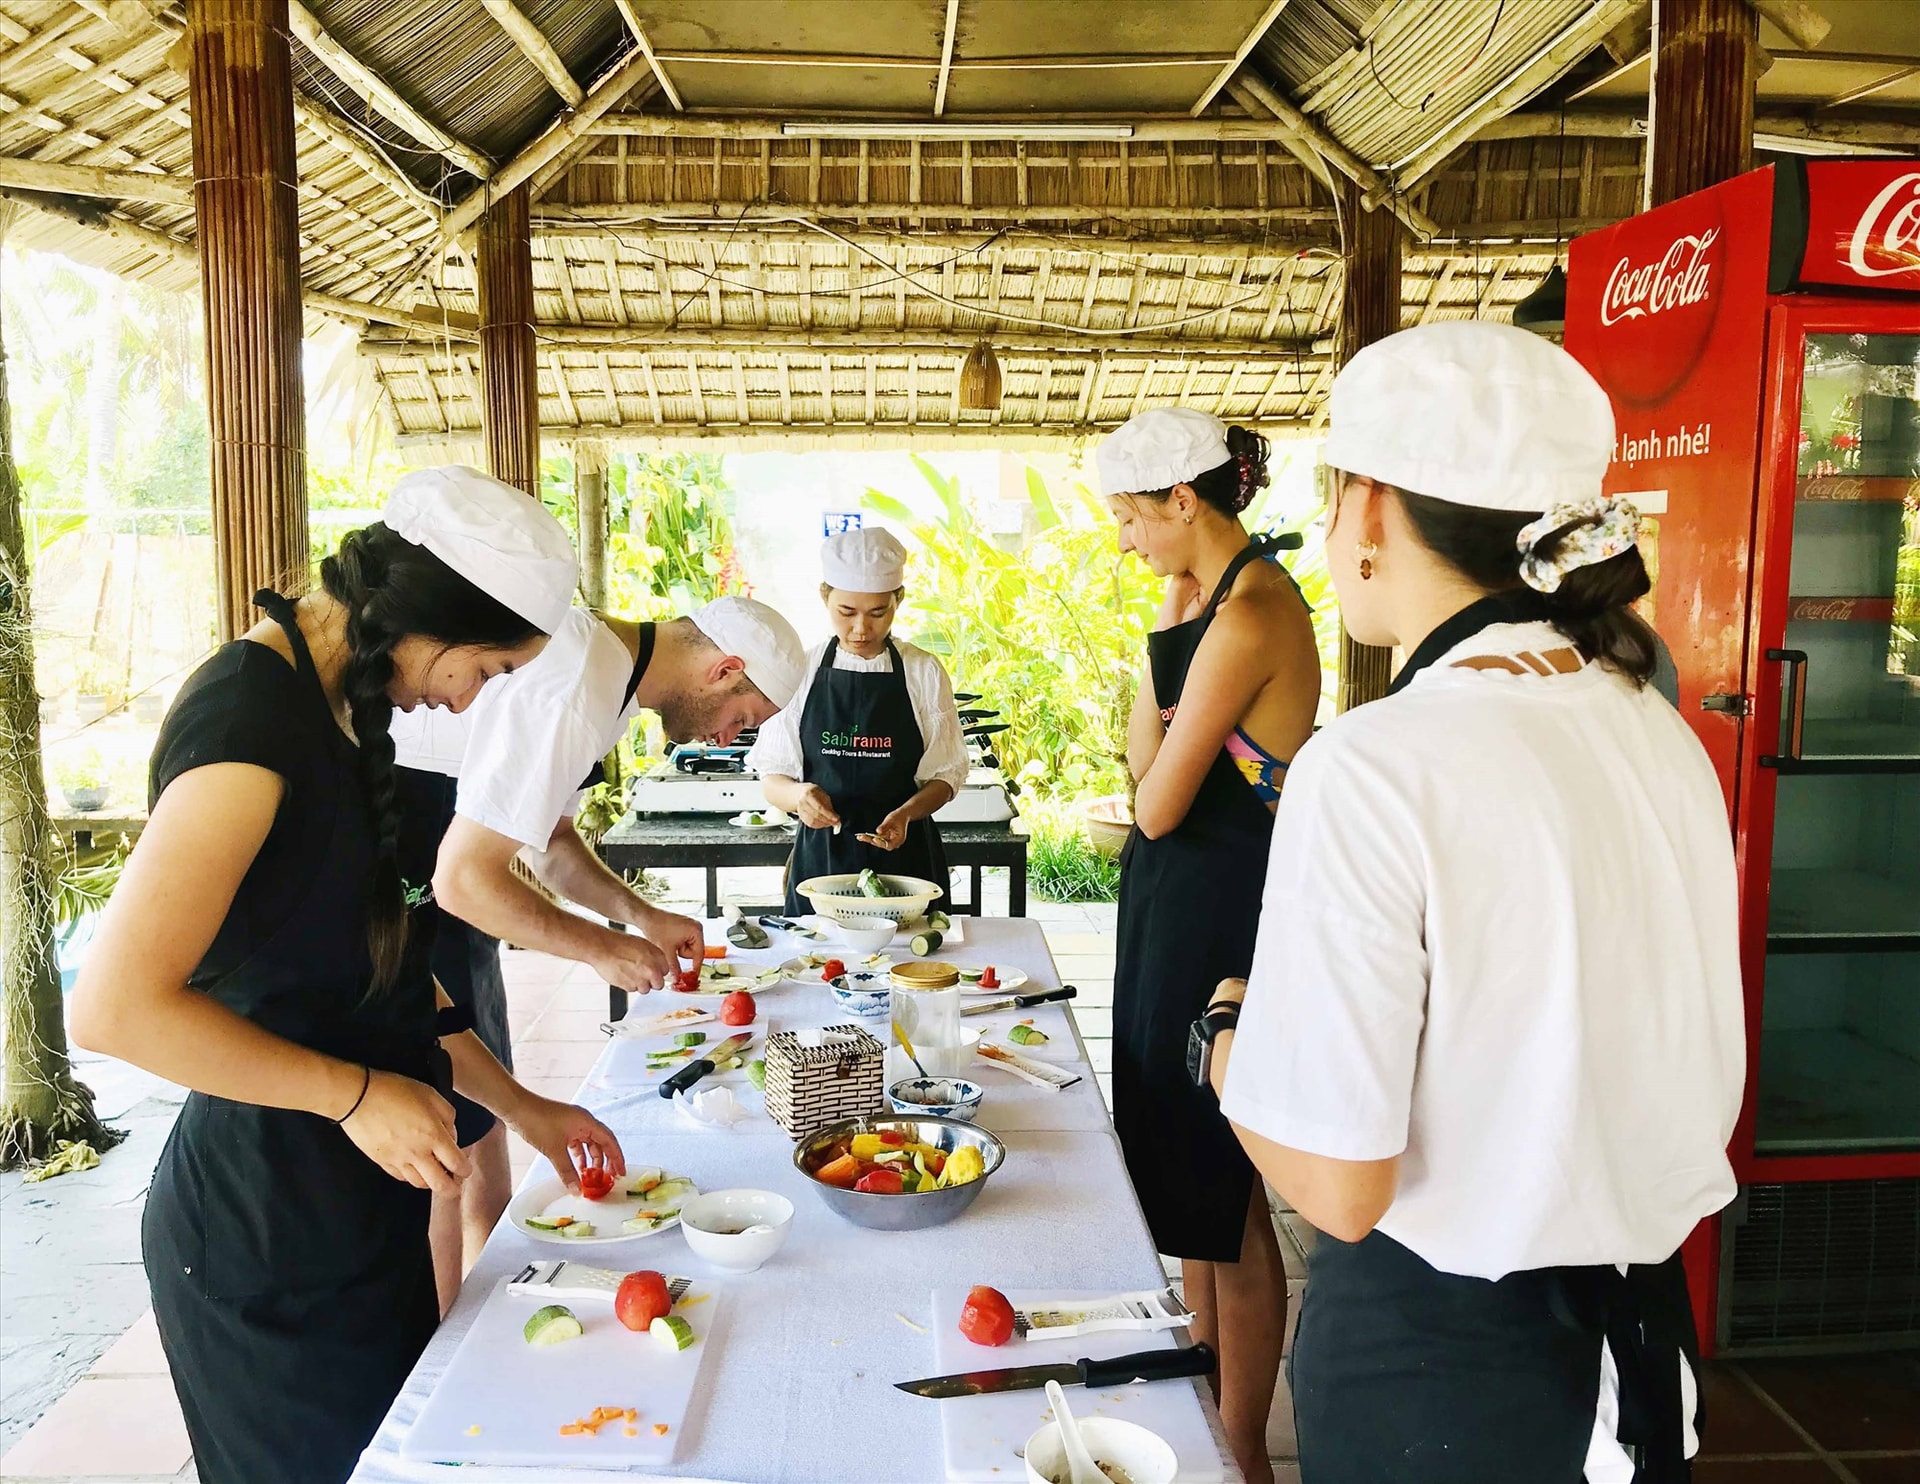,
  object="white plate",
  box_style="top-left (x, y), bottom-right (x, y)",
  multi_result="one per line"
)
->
top-left (728, 810), bottom-right (790, 831)
top-left (956, 967), bottom-right (1029, 995)
top-left (509, 1170), bottom-right (699, 1245)
top-left (783, 953), bottom-right (896, 982)
top-left (668, 963), bottom-right (787, 998)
